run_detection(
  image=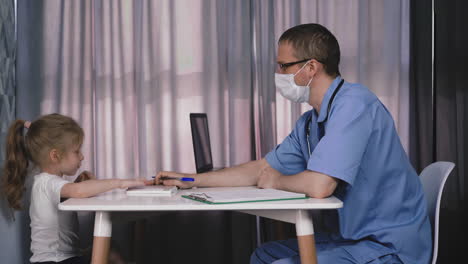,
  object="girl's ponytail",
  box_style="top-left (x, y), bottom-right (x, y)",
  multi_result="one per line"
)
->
top-left (2, 120), bottom-right (30, 210)
top-left (2, 114), bottom-right (84, 210)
